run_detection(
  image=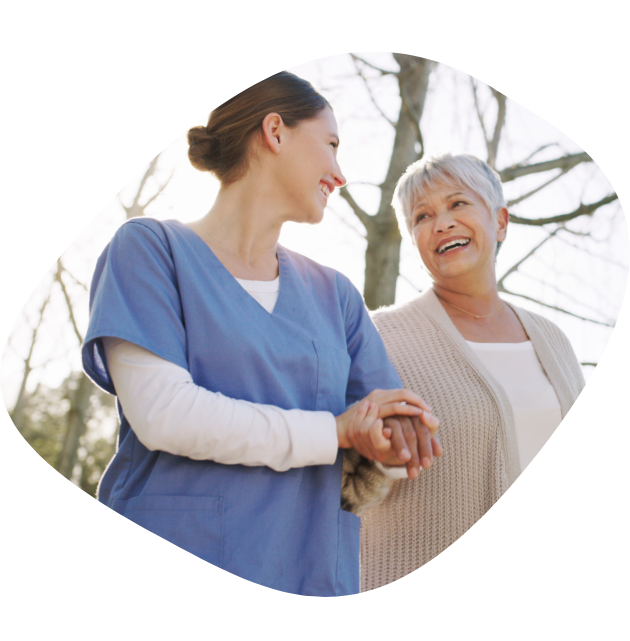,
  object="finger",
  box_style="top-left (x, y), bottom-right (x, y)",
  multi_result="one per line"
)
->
top-left (365, 404), bottom-right (389, 452)
top-left (353, 400), bottom-right (371, 425)
top-left (399, 417), bottom-right (422, 479)
top-left (420, 411), bottom-right (440, 437)
top-left (413, 417), bottom-right (433, 470)
top-left (386, 419), bottom-right (410, 464)
top-left (368, 389), bottom-right (432, 413)
top-left (369, 418), bottom-right (388, 452)
top-left (431, 435), bottom-right (443, 458)
top-left (377, 402), bottom-right (424, 419)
